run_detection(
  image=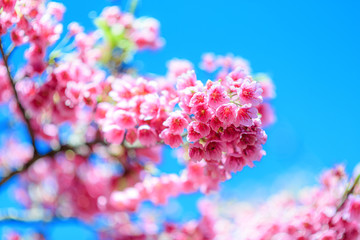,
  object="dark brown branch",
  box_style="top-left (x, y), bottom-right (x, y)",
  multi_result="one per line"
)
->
top-left (0, 38), bottom-right (37, 154)
top-left (0, 139), bottom-right (103, 187)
